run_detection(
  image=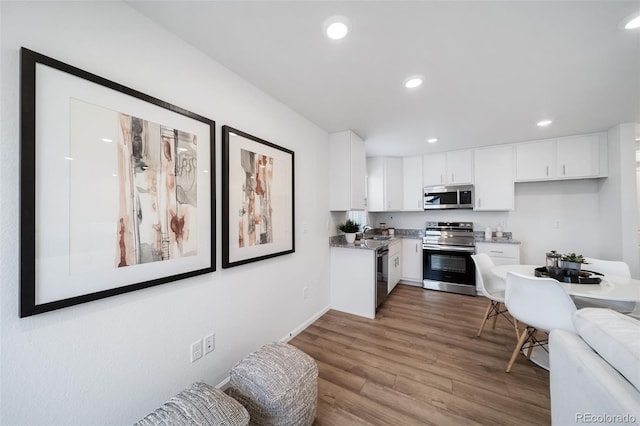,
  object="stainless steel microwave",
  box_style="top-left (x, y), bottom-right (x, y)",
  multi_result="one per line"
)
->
top-left (423, 185), bottom-right (474, 209)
